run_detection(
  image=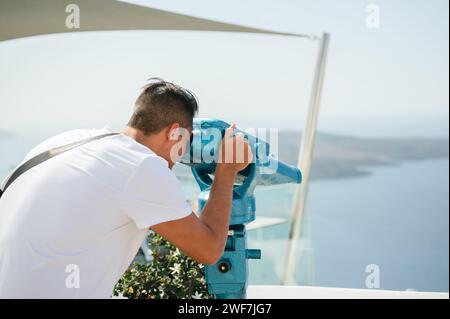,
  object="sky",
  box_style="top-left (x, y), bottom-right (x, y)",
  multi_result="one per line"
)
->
top-left (0, 0), bottom-right (448, 139)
